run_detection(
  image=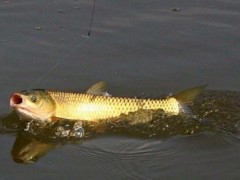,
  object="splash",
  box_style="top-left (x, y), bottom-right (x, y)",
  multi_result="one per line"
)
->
top-left (1, 90), bottom-right (240, 141)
